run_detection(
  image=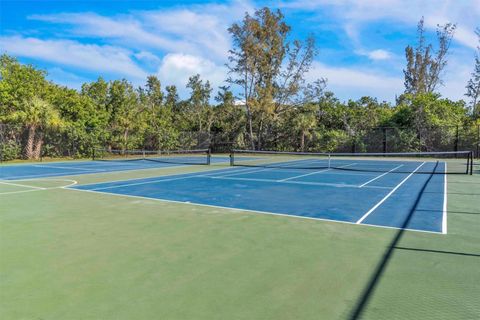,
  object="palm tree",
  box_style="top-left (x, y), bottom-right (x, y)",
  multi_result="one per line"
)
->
top-left (10, 96), bottom-right (61, 159)
top-left (293, 106), bottom-right (317, 151)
